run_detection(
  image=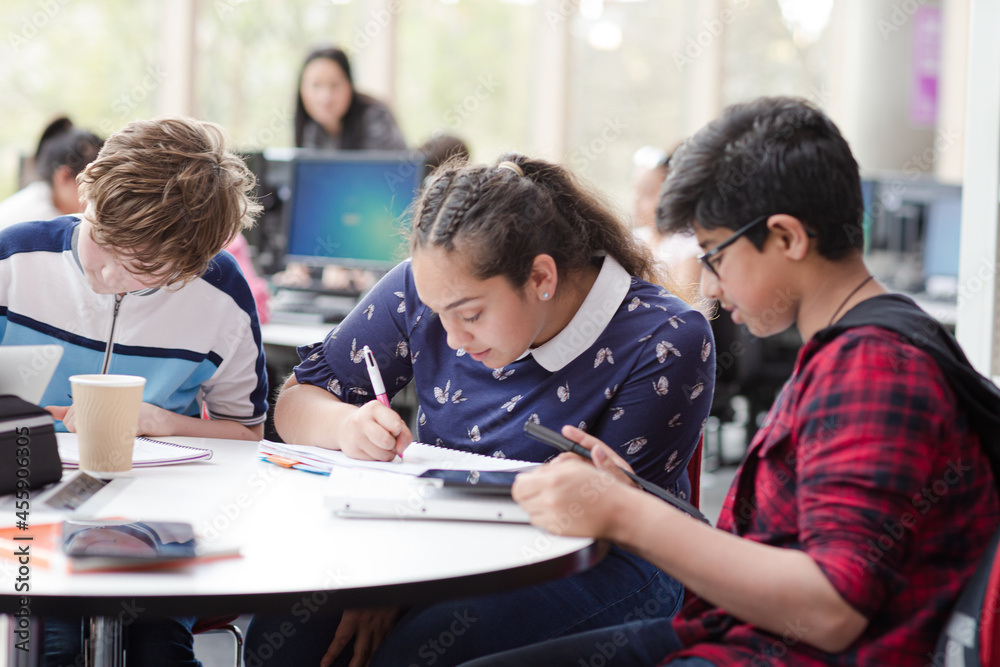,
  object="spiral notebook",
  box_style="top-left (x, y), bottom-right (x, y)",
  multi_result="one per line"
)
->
top-left (259, 439), bottom-right (537, 476)
top-left (57, 433), bottom-right (214, 468)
